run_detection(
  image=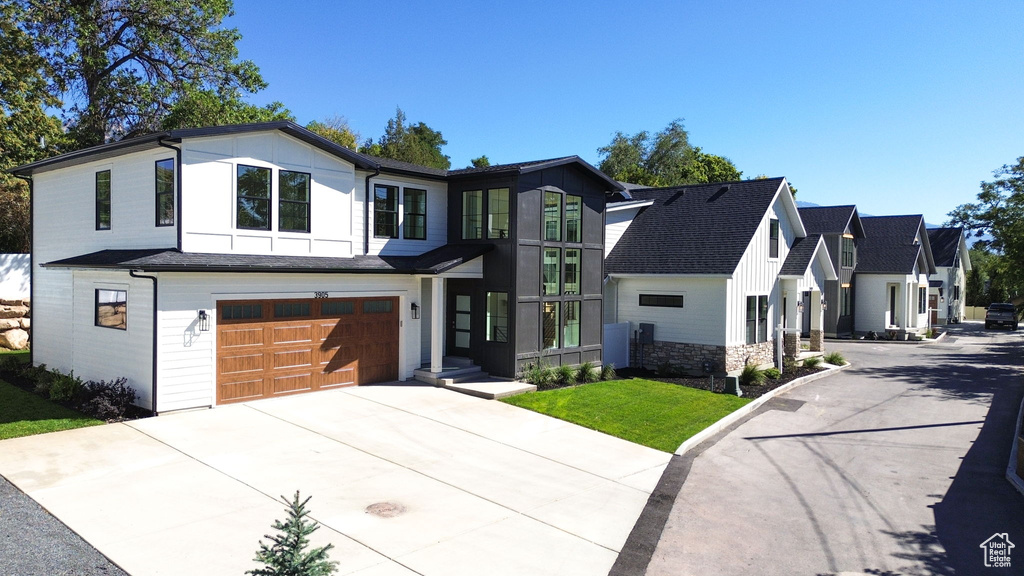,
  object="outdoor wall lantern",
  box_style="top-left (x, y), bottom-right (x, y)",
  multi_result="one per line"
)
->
top-left (821, 298), bottom-right (828, 311)
top-left (197, 309), bottom-right (210, 332)
top-left (796, 301), bottom-right (804, 314)
top-left (411, 302), bottom-right (420, 320)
